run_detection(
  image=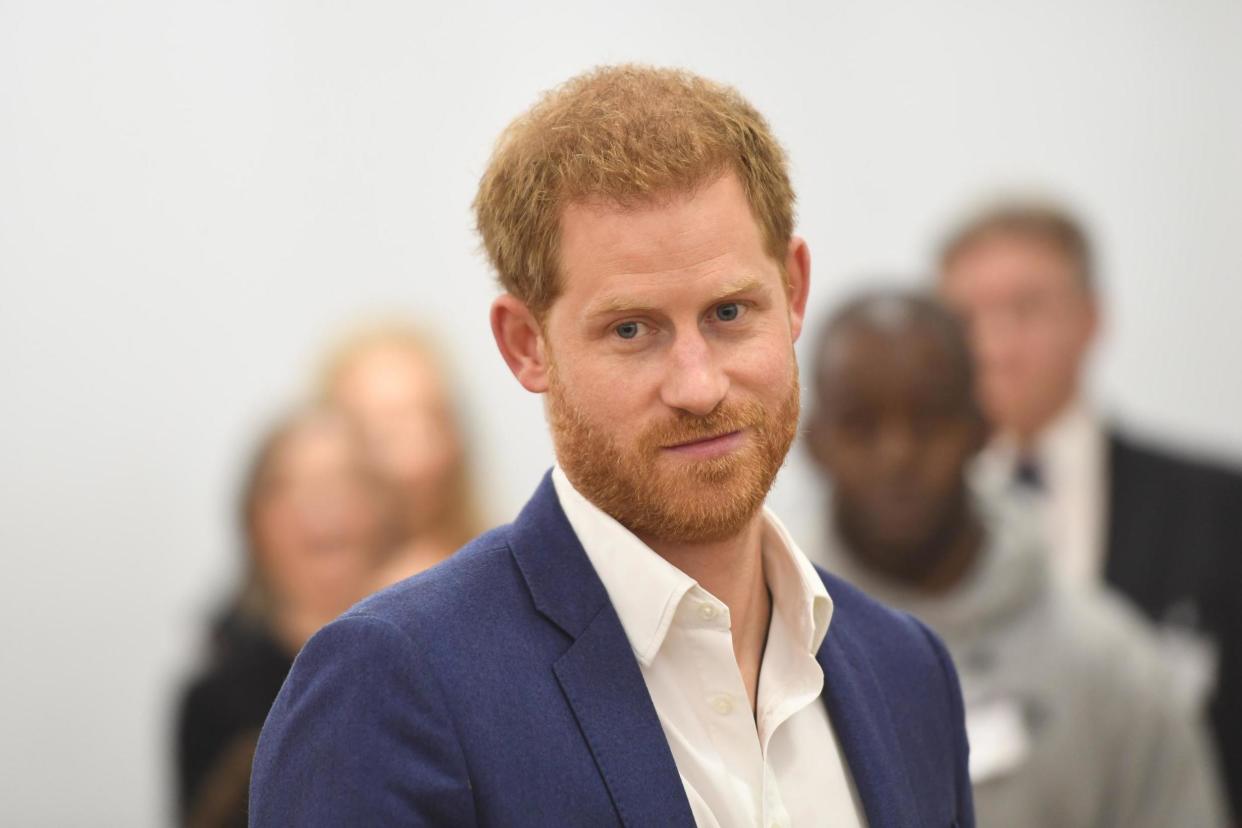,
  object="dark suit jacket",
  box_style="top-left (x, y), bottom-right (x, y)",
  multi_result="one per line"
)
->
top-left (249, 472), bottom-right (973, 827)
top-left (1105, 430), bottom-right (1242, 816)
